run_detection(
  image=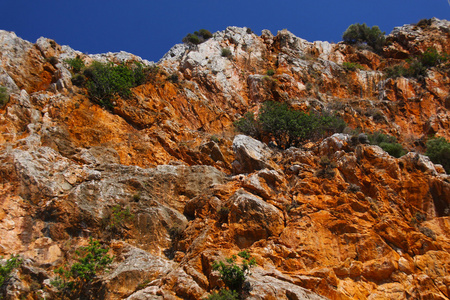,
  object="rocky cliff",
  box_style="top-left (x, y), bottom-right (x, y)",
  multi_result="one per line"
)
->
top-left (0, 18), bottom-right (449, 299)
